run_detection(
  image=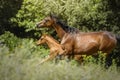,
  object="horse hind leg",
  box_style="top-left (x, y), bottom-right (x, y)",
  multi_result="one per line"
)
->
top-left (98, 49), bottom-right (113, 68)
top-left (74, 55), bottom-right (84, 64)
top-left (103, 50), bottom-right (114, 68)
